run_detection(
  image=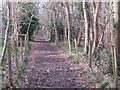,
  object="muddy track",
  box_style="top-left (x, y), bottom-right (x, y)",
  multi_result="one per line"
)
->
top-left (20, 30), bottom-right (90, 88)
